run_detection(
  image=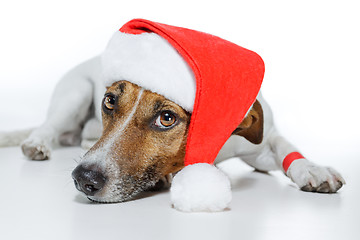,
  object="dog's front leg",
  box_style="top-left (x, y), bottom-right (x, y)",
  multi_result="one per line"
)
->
top-left (22, 57), bottom-right (101, 160)
top-left (268, 129), bottom-right (345, 193)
